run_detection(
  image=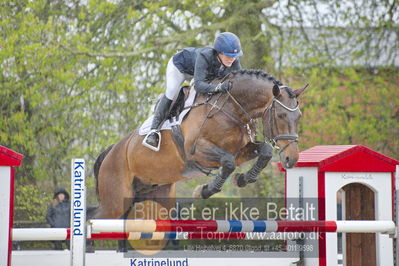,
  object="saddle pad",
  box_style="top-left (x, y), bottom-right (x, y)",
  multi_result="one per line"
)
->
top-left (139, 88), bottom-right (197, 135)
